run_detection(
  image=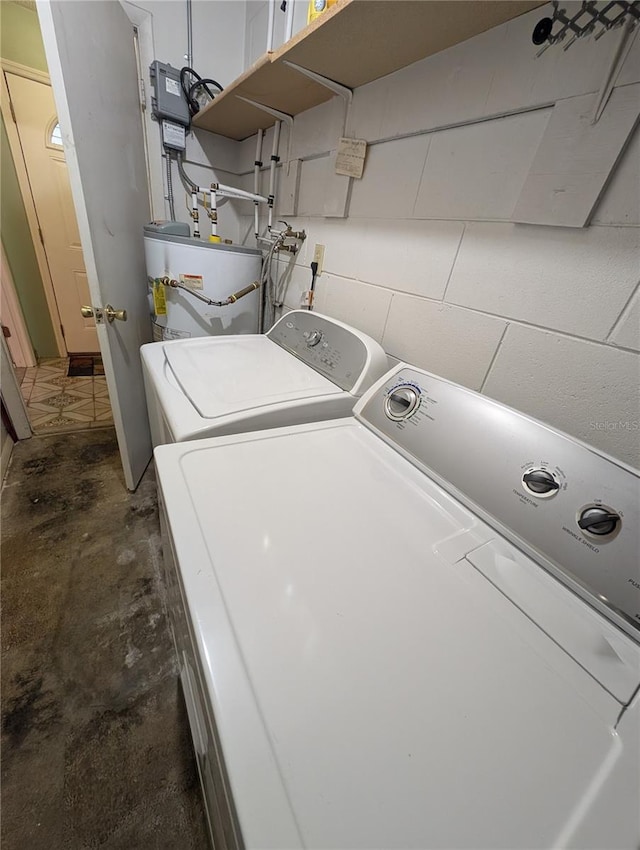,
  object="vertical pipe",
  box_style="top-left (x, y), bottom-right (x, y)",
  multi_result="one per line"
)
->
top-left (165, 152), bottom-right (176, 221)
top-left (258, 263), bottom-right (265, 334)
top-left (210, 190), bottom-right (217, 239)
top-left (191, 191), bottom-right (200, 238)
top-left (285, 0), bottom-right (295, 42)
top-left (186, 0), bottom-right (194, 67)
top-left (267, 121), bottom-right (281, 232)
top-left (254, 131), bottom-right (264, 195)
top-left (254, 129), bottom-right (264, 240)
top-left (266, 0), bottom-right (276, 52)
